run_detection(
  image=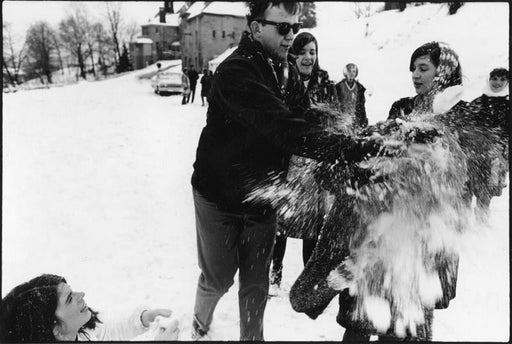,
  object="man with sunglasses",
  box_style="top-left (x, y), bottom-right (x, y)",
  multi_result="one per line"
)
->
top-left (190, 1), bottom-right (382, 341)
